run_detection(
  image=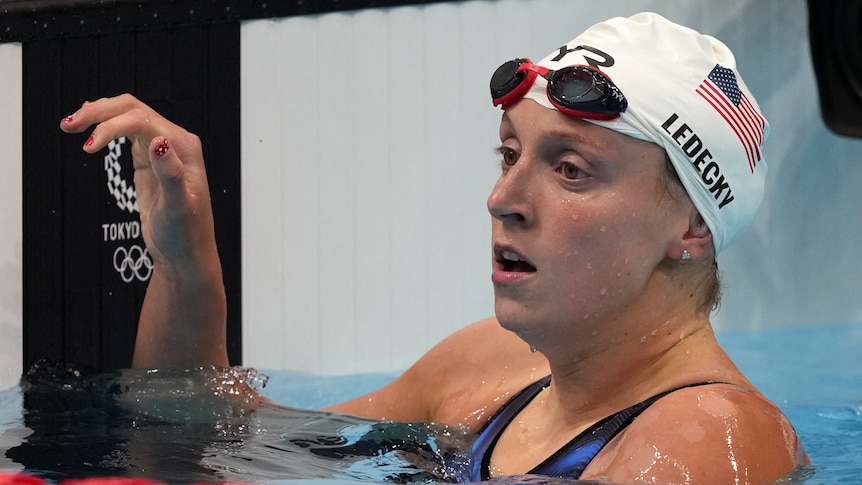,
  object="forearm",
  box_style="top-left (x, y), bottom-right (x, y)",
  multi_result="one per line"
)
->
top-left (133, 248), bottom-right (228, 369)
